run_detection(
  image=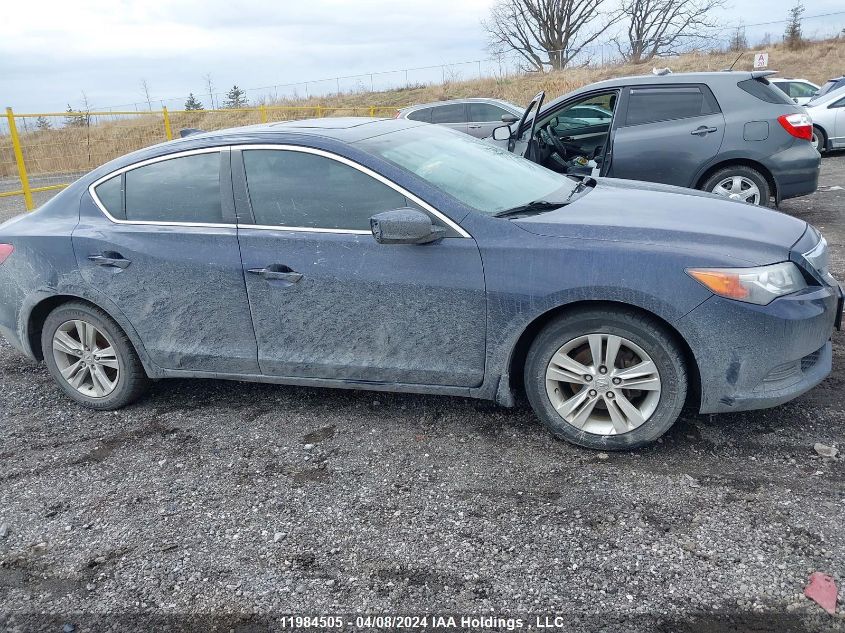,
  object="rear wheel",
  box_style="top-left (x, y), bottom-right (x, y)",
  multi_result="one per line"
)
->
top-left (812, 127), bottom-right (827, 153)
top-left (524, 308), bottom-right (687, 450)
top-left (41, 302), bottom-right (149, 410)
top-left (701, 165), bottom-right (770, 207)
